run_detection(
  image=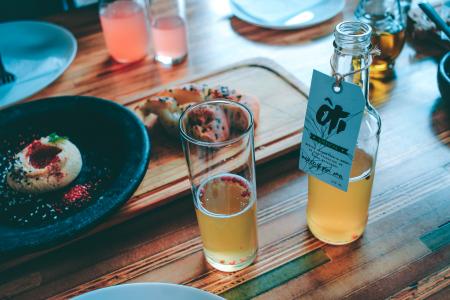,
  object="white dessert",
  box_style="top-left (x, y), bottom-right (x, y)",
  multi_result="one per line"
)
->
top-left (7, 134), bottom-right (82, 194)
